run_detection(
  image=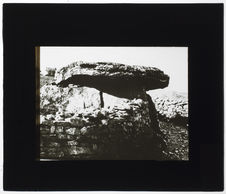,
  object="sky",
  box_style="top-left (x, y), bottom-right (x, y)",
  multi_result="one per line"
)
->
top-left (40, 47), bottom-right (188, 93)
